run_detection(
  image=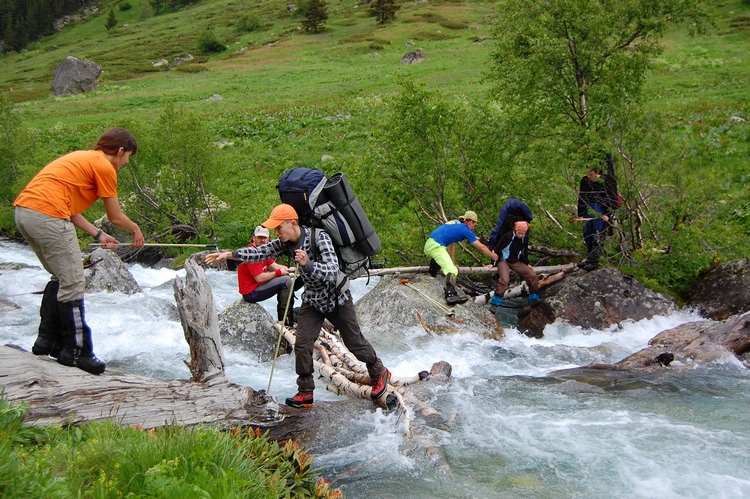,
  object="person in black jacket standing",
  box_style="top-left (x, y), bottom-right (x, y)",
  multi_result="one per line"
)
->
top-left (577, 153), bottom-right (617, 271)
